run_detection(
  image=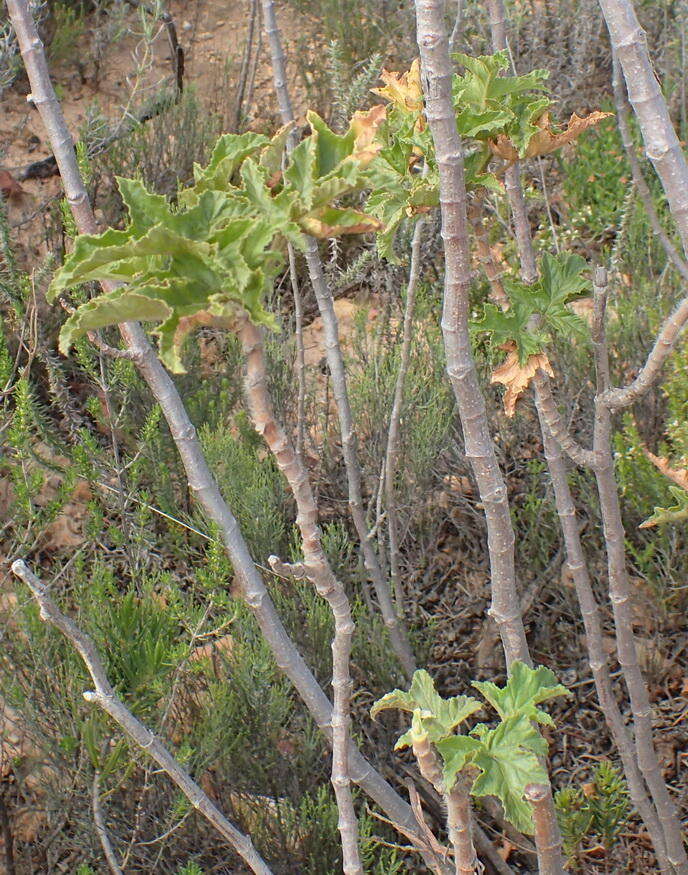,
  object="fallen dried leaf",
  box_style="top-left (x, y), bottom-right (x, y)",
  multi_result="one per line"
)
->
top-left (0, 169), bottom-right (24, 200)
top-left (188, 634), bottom-right (234, 664)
